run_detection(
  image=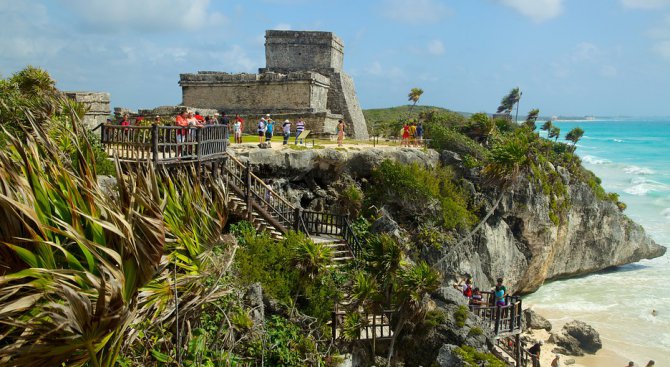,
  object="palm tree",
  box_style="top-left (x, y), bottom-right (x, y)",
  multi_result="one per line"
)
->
top-left (386, 261), bottom-right (440, 366)
top-left (540, 120), bottom-right (553, 132)
top-left (565, 127), bottom-right (584, 149)
top-left (467, 112), bottom-right (497, 146)
top-left (549, 126), bottom-right (561, 142)
top-left (433, 130), bottom-right (532, 267)
top-left (496, 87), bottom-right (521, 115)
top-left (407, 88), bottom-right (424, 118)
top-left (524, 109), bottom-right (540, 130)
